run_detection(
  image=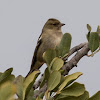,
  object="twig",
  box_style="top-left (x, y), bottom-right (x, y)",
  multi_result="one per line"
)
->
top-left (63, 42), bottom-right (87, 61)
top-left (33, 74), bottom-right (43, 90)
top-left (33, 42), bottom-right (90, 98)
top-left (33, 83), bottom-right (47, 97)
top-left (62, 43), bottom-right (89, 75)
